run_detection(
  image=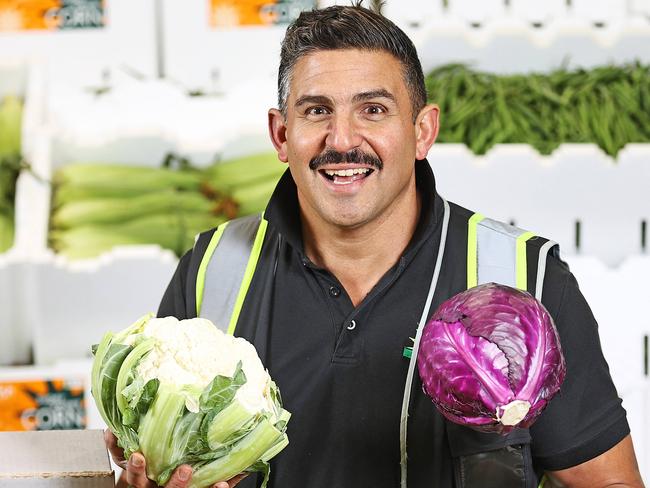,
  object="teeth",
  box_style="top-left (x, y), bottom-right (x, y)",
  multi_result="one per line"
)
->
top-left (323, 168), bottom-right (371, 177)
